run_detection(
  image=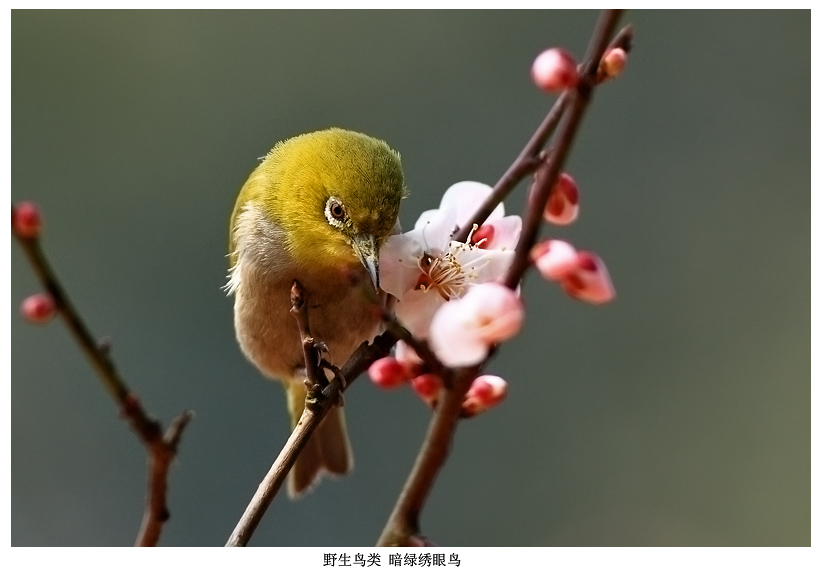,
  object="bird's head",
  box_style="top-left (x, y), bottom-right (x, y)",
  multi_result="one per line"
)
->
top-left (230, 128), bottom-right (405, 289)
